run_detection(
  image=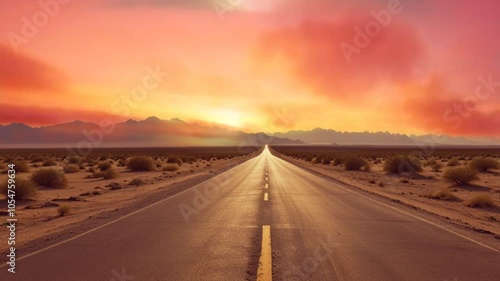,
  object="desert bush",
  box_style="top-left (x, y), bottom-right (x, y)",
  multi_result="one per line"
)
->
top-left (31, 168), bottom-right (67, 189)
top-left (333, 157), bottom-right (343, 166)
top-left (42, 159), bottom-right (57, 166)
top-left (425, 158), bottom-right (437, 167)
top-left (166, 156), bottom-right (183, 166)
top-left (377, 180), bottom-right (385, 187)
top-left (443, 167), bottom-right (479, 185)
top-left (0, 178), bottom-right (38, 200)
top-left (383, 156), bottom-right (422, 174)
top-left (68, 156), bottom-right (81, 164)
top-left (431, 163), bottom-right (443, 172)
top-left (57, 205), bottom-right (71, 216)
top-left (127, 156), bottom-right (155, 171)
top-left (163, 164), bottom-right (180, 172)
top-left (424, 189), bottom-right (459, 201)
top-left (129, 178), bottom-right (145, 186)
top-left (447, 158), bottom-right (460, 167)
top-left (465, 195), bottom-right (495, 208)
top-left (30, 156), bottom-right (45, 163)
top-left (117, 159), bottom-right (127, 167)
top-left (93, 168), bottom-right (118, 179)
top-left (344, 156), bottom-right (370, 171)
top-left (10, 160), bottom-right (30, 173)
top-left (63, 164), bottom-right (80, 173)
top-left (97, 161), bottom-right (112, 171)
top-left (468, 157), bottom-right (500, 172)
